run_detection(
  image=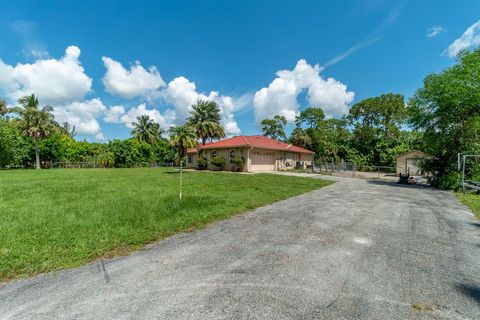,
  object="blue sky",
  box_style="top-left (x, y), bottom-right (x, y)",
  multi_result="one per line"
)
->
top-left (0, 0), bottom-right (479, 141)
